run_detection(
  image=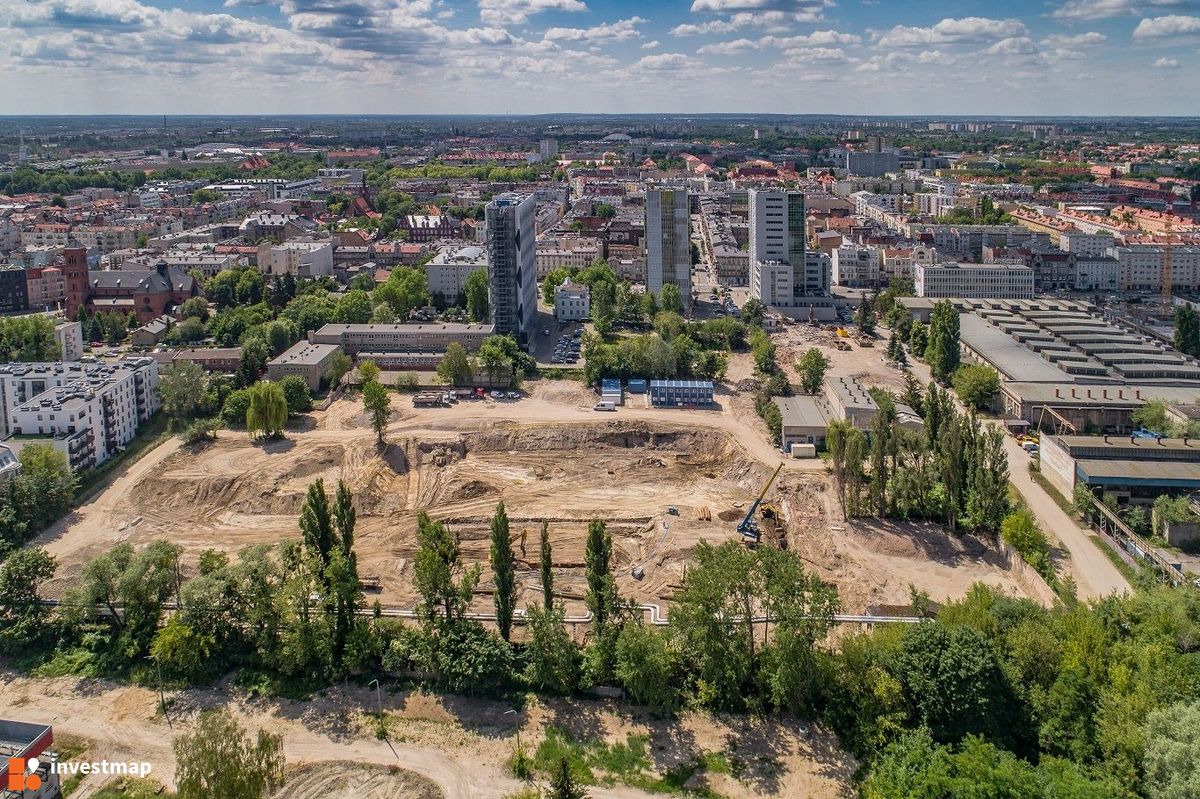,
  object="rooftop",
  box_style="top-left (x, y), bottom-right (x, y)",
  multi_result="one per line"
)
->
top-left (270, 341), bottom-right (341, 367)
